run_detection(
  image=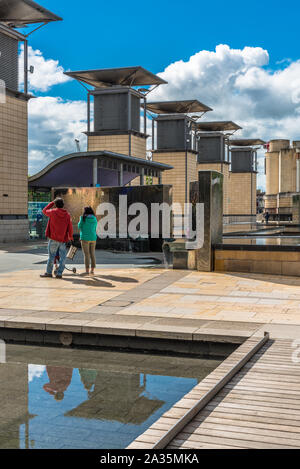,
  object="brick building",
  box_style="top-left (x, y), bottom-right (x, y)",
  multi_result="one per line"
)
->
top-left (264, 139), bottom-right (300, 222)
top-left (196, 121), bottom-right (242, 217)
top-left (226, 139), bottom-right (265, 223)
top-left (149, 109), bottom-right (264, 225)
top-left (0, 0), bottom-right (61, 243)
